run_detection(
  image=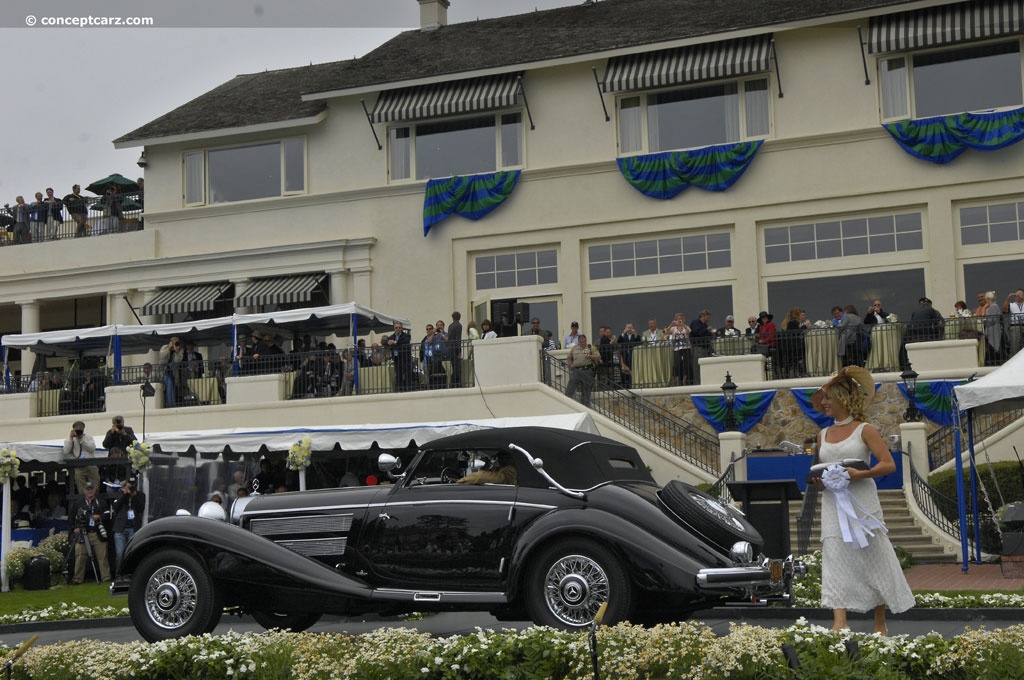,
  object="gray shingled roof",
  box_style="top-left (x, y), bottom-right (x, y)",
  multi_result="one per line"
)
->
top-left (114, 60), bottom-right (354, 144)
top-left (117, 0), bottom-right (920, 144)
